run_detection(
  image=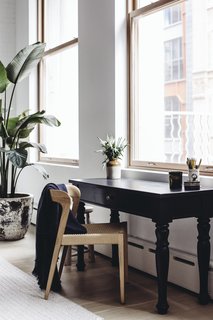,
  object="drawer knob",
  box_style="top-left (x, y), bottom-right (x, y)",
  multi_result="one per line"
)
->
top-left (106, 195), bottom-right (111, 201)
